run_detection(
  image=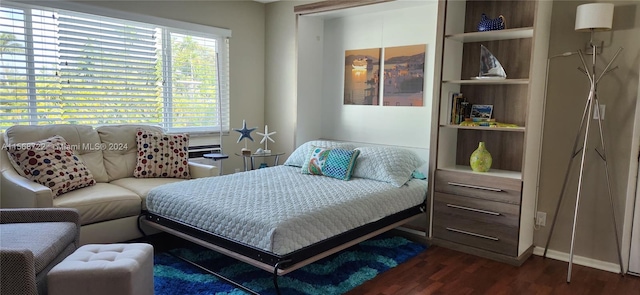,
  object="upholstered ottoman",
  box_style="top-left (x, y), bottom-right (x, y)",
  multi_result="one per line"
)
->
top-left (47, 243), bottom-right (154, 295)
